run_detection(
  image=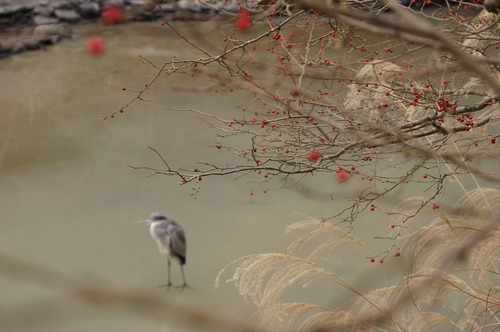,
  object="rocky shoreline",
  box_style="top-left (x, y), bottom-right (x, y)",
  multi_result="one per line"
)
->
top-left (1, 0), bottom-right (495, 59)
top-left (0, 0), bottom-right (238, 59)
